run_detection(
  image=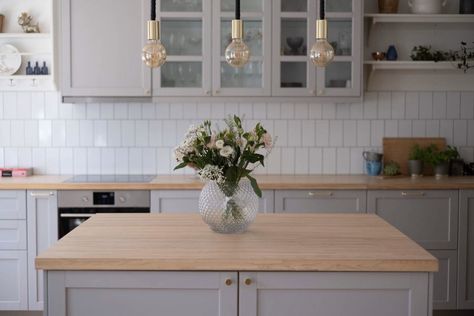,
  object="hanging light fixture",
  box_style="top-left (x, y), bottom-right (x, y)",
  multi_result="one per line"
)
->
top-left (310, 0), bottom-right (334, 67)
top-left (224, 0), bottom-right (250, 68)
top-left (142, 0), bottom-right (167, 68)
